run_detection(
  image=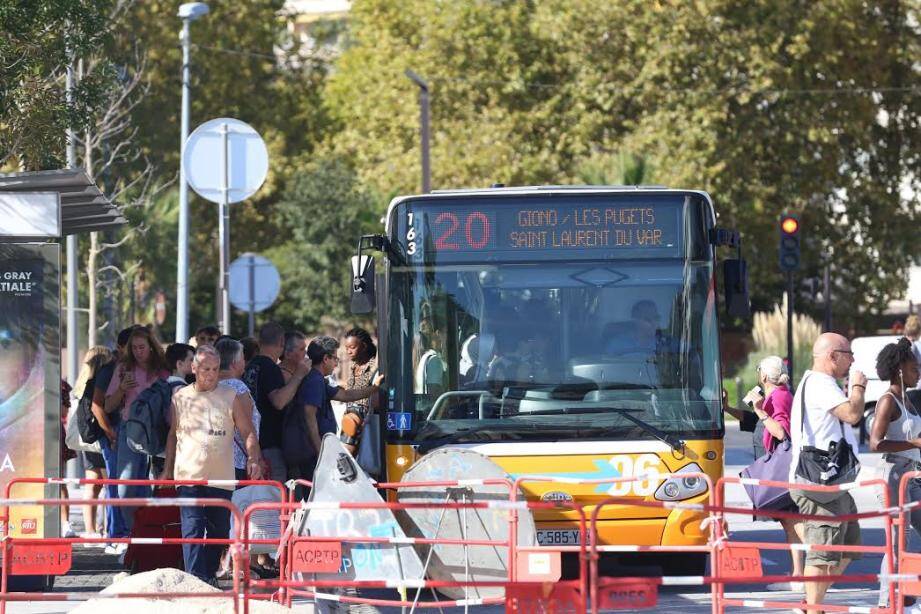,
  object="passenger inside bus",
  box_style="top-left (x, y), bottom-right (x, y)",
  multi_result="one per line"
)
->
top-left (484, 301), bottom-right (558, 387)
top-left (413, 302), bottom-right (447, 398)
top-left (602, 299), bottom-right (662, 355)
